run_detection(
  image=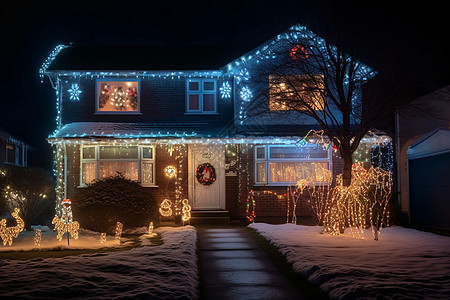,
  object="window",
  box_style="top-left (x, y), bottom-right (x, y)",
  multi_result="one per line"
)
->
top-left (255, 145), bottom-right (332, 185)
top-left (80, 145), bottom-right (155, 186)
top-left (186, 79), bottom-right (217, 113)
top-left (269, 75), bottom-right (325, 111)
top-left (5, 144), bottom-right (15, 164)
top-left (97, 80), bottom-right (140, 113)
